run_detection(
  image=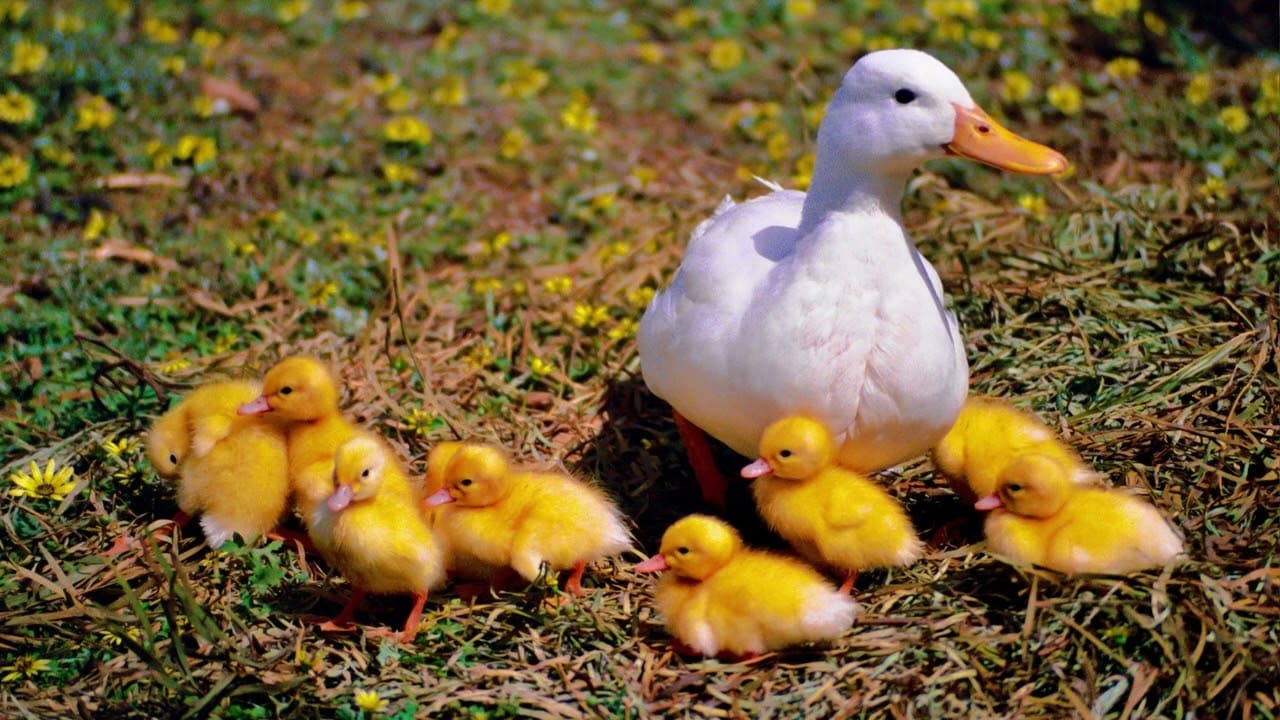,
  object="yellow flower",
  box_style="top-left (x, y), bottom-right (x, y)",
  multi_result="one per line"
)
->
top-left (38, 144), bottom-right (73, 167)
top-left (1142, 11), bottom-right (1167, 35)
top-left (636, 42), bottom-right (665, 65)
top-left (381, 162), bottom-right (420, 184)
top-left (434, 23), bottom-right (460, 53)
top-left (561, 93), bottom-right (598, 134)
top-left (866, 35), bottom-right (896, 51)
top-left (75, 95), bottom-right (116, 132)
top-left (382, 116), bottom-right (432, 145)
top-left (1262, 71), bottom-right (1280, 102)
top-left (672, 8), bottom-right (699, 30)
top-left (1196, 175), bottom-right (1228, 201)
top-left (0, 153), bottom-right (29, 188)
top-left (53, 11), bottom-right (85, 34)
top-left (0, 1), bottom-right (27, 23)
top-left (765, 131), bottom-right (790, 161)
top-left (607, 317), bottom-right (638, 340)
top-left (1001, 71), bottom-right (1033, 103)
top-left (1104, 57), bottom-right (1140, 80)
top-left (174, 135), bottom-right (217, 166)
top-left (193, 95), bottom-right (231, 118)
top-left (0, 90), bottom-right (34, 124)
top-left (896, 14), bottom-right (925, 34)
top-left (791, 151), bottom-right (815, 190)
top-left (309, 281), bottom-right (339, 307)
top-left (1046, 82), bottom-right (1082, 115)
top-left (430, 75), bottom-right (468, 107)
top-left (1217, 106), bottom-right (1249, 134)
top-left (528, 357), bottom-right (554, 376)
top-left (1016, 193), bottom-right (1048, 219)
top-left (708, 38), bottom-right (744, 71)
top-left (627, 286), bottom-right (655, 308)
top-left (498, 60), bottom-right (549, 99)
top-left (382, 88), bottom-right (414, 112)
top-left (933, 19), bottom-right (964, 42)
top-left (143, 18), bottom-right (181, 44)
top-left (570, 303), bottom-right (610, 329)
top-left (102, 436), bottom-right (141, 459)
top-left (146, 139), bottom-right (173, 169)
top-left (193, 28), bottom-right (223, 52)
top-left (106, 0), bottom-right (130, 17)
top-left (160, 356), bottom-right (191, 373)
top-left (368, 72), bottom-right (400, 95)
top-left (472, 277), bottom-right (502, 293)
top-left (403, 408), bottom-right (436, 437)
top-left (1, 655), bottom-right (52, 682)
top-left (83, 208), bottom-right (109, 241)
top-left (543, 276), bottom-right (573, 294)
top-left (477, 0), bottom-right (511, 16)
top-left (499, 127), bottom-right (528, 160)
top-left (599, 240), bottom-right (630, 260)
top-left (483, 231), bottom-right (513, 255)
top-left (9, 39), bottom-right (48, 75)
top-left (161, 56), bottom-right (186, 75)
top-left (630, 164), bottom-right (657, 188)
top-left (277, 0), bottom-right (310, 24)
top-left (1091, 0), bottom-right (1138, 18)
top-left (785, 0), bottom-right (816, 21)
top-left (9, 459), bottom-right (76, 502)
top-left (591, 193), bottom-right (616, 212)
top-left (335, 0), bottom-right (370, 21)
top-left (331, 223), bottom-right (361, 247)
top-left (968, 28), bottom-right (1002, 51)
top-left (212, 330), bottom-right (239, 354)
top-left (840, 26), bottom-right (864, 49)
top-left (353, 689), bottom-right (388, 714)
top-left (1185, 73), bottom-right (1211, 106)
